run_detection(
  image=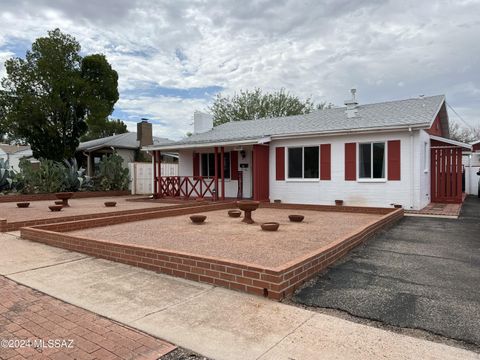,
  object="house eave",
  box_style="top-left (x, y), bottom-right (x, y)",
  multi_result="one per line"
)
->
top-left (142, 138), bottom-right (268, 152)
